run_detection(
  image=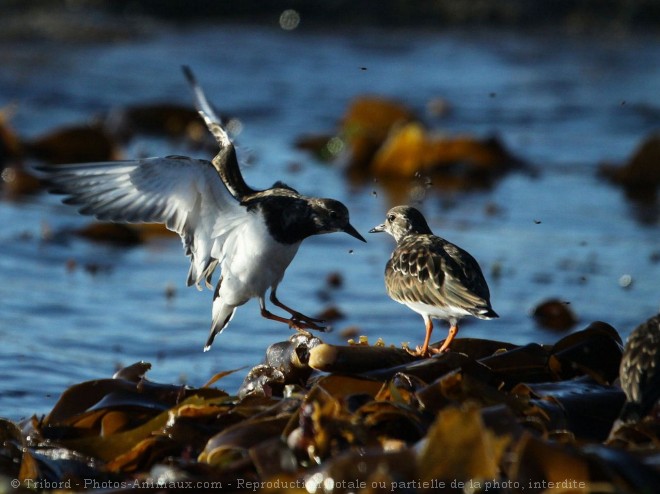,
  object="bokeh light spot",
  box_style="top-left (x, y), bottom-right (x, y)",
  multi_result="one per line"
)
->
top-left (279, 9), bottom-right (300, 30)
